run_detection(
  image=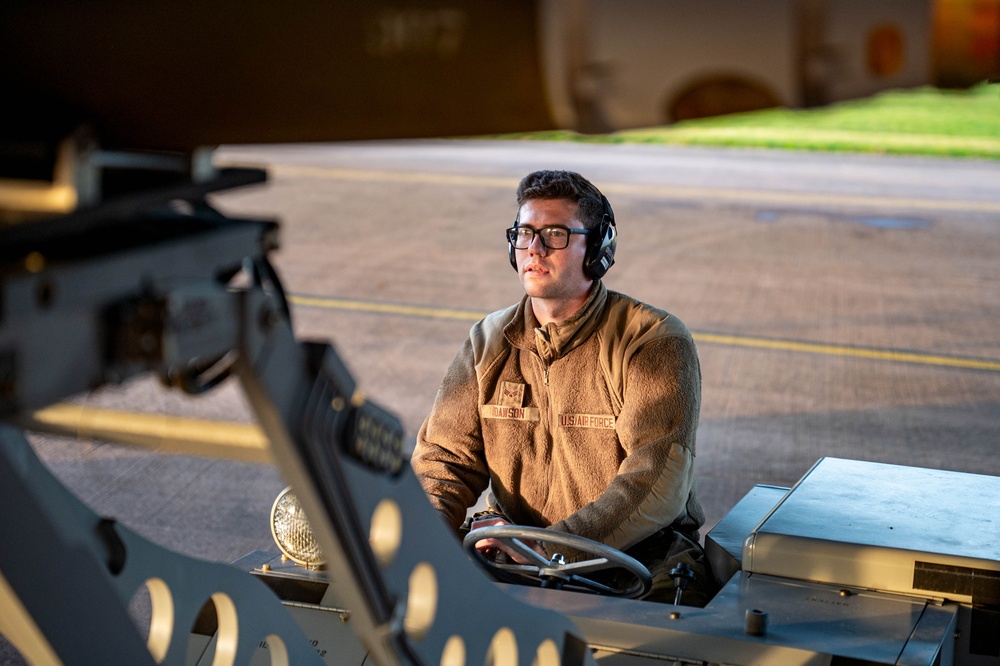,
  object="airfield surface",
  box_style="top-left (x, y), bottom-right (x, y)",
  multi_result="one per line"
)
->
top-left (25, 139), bottom-right (1000, 568)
